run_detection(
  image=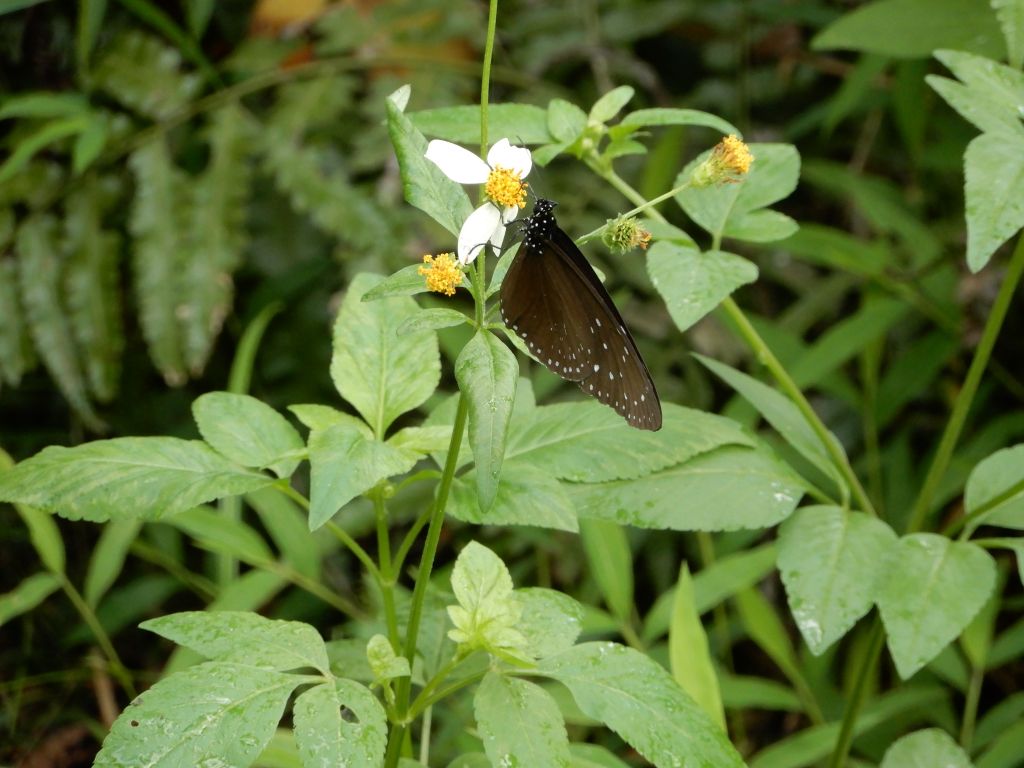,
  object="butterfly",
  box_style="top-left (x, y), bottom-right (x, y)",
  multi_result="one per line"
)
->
top-left (499, 198), bottom-right (662, 431)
